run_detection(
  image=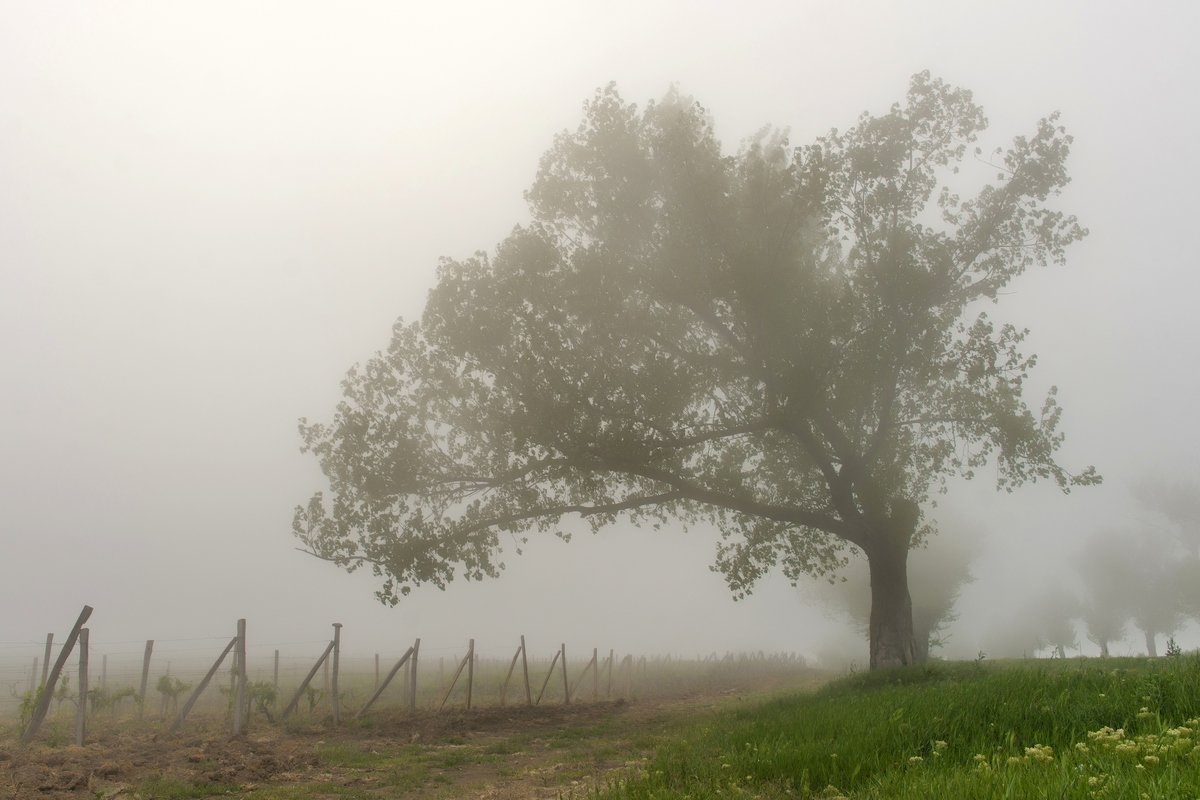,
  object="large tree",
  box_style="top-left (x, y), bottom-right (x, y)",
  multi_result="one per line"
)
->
top-left (296, 73), bottom-right (1097, 668)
